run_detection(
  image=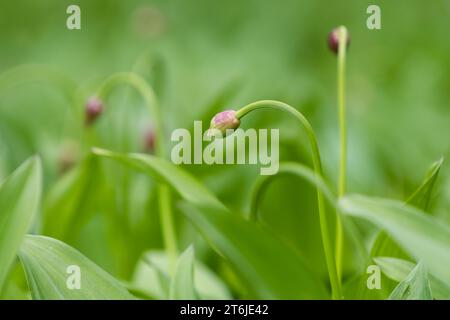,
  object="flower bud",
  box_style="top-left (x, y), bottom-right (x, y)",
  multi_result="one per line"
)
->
top-left (85, 96), bottom-right (103, 125)
top-left (209, 110), bottom-right (240, 137)
top-left (144, 127), bottom-right (156, 154)
top-left (328, 26), bottom-right (350, 54)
